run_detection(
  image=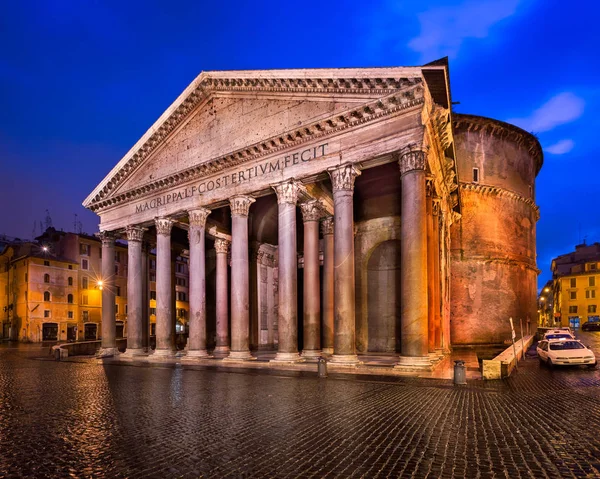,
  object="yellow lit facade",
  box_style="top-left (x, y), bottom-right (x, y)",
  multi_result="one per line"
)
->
top-left (551, 251), bottom-right (600, 328)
